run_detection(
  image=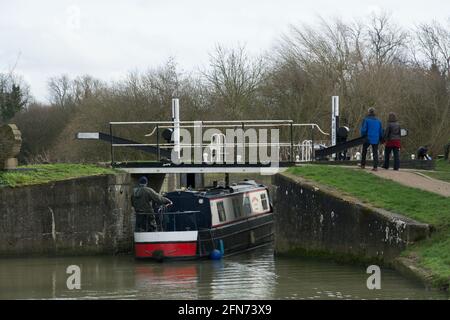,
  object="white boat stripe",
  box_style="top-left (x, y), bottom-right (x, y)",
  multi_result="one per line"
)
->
top-left (134, 231), bottom-right (198, 243)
